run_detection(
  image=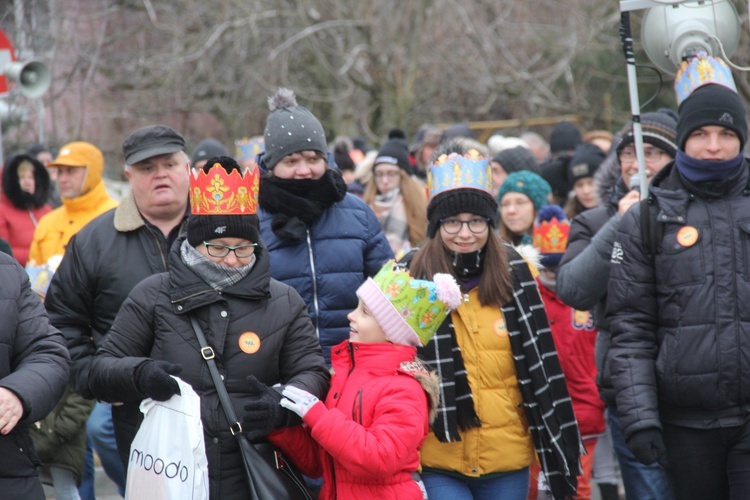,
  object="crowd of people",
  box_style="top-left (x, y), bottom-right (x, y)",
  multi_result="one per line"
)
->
top-left (0, 51), bottom-right (747, 500)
